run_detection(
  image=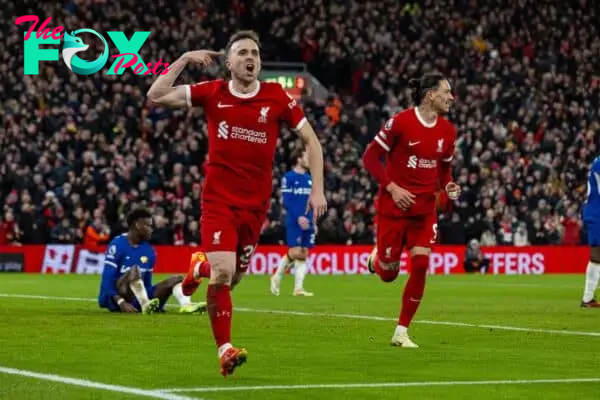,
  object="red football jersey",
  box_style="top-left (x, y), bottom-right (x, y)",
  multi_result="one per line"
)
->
top-left (374, 107), bottom-right (456, 217)
top-left (186, 79), bottom-right (306, 211)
